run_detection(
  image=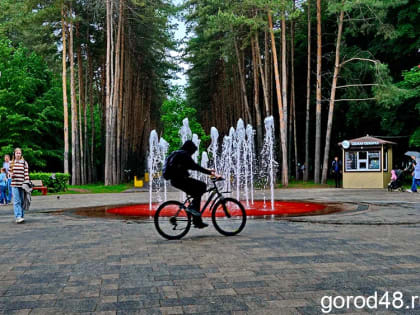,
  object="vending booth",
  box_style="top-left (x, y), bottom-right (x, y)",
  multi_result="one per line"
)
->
top-left (339, 135), bottom-right (396, 188)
